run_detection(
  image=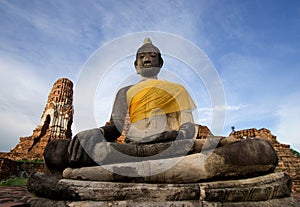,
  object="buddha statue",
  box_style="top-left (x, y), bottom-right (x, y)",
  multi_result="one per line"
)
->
top-left (44, 38), bottom-right (197, 172)
top-left (28, 39), bottom-right (292, 207)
